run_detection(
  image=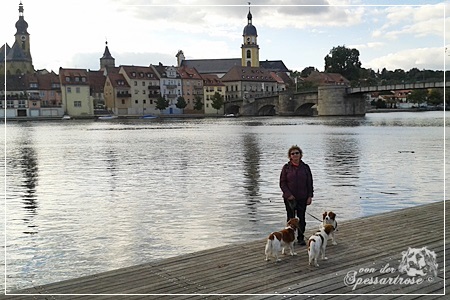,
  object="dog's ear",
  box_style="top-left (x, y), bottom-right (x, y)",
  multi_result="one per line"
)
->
top-left (329, 212), bottom-right (336, 219)
top-left (323, 211), bottom-right (327, 219)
